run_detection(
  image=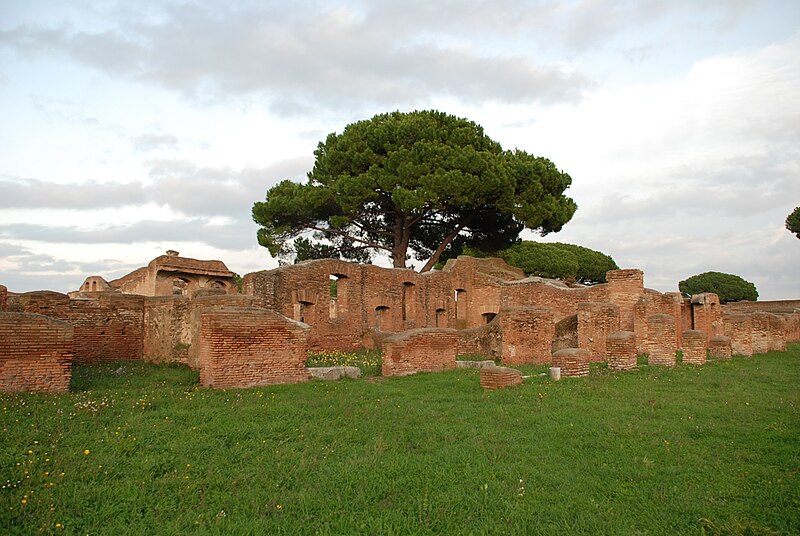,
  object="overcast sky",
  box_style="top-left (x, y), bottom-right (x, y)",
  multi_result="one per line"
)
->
top-left (1, 0), bottom-right (798, 300)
